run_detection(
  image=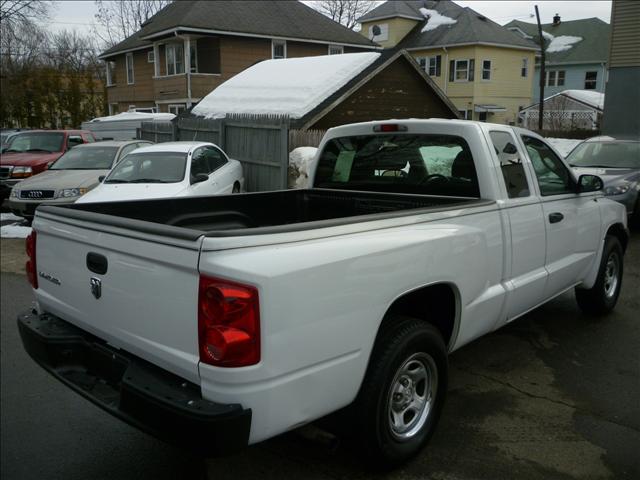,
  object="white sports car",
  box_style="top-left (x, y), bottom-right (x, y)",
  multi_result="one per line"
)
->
top-left (77, 142), bottom-right (244, 203)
